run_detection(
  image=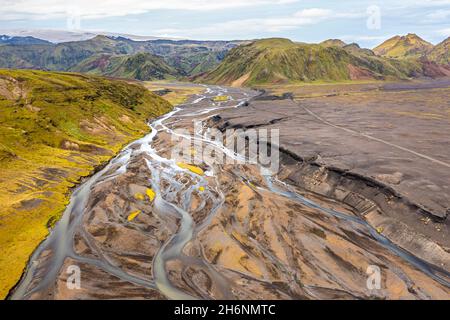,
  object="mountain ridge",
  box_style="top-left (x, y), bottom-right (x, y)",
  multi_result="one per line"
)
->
top-left (198, 38), bottom-right (450, 86)
top-left (373, 33), bottom-right (434, 58)
top-left (0, 34), bottom-right (448, 83)
top-left (0, 35), bottom-right (51, 46)
top-left (70, 52), bottom-right (179, 80)
top-left (0, 35), bottom-right (244, 77)
top-left (428, 37), bottom-right (450, 65)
